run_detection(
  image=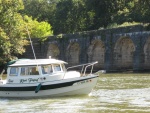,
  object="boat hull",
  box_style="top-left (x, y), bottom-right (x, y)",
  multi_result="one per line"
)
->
top-left (0, 75), bottom-right (99, 98)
